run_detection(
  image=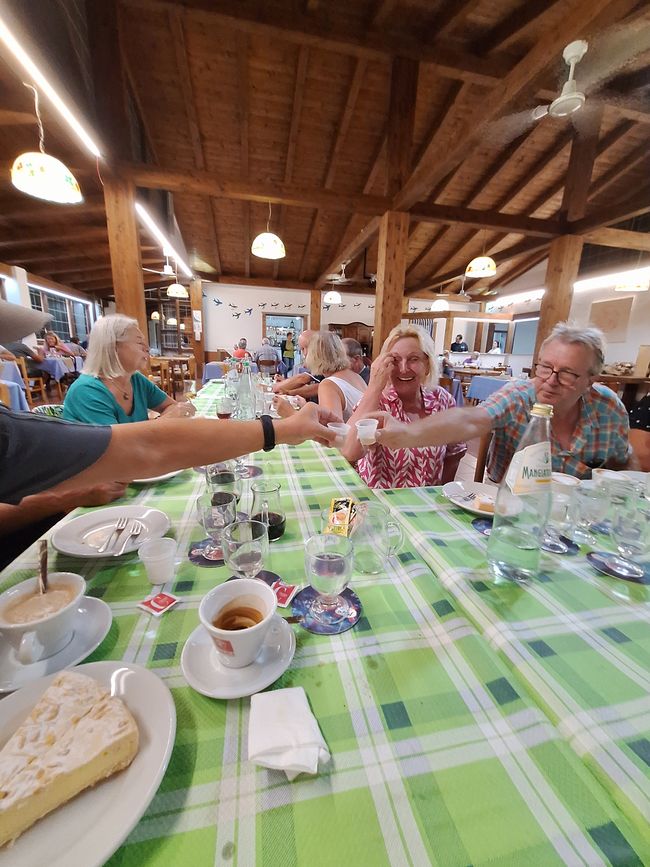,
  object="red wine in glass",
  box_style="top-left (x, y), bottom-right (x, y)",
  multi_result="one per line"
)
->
top-left (252, 512), bottom-right (286, 541)
top-left (217, 411), bottom-right (232, 419)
